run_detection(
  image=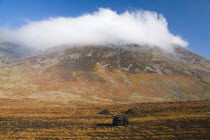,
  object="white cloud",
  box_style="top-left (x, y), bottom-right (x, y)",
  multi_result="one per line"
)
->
top-left (0, 8), bottom-right (188, 52)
